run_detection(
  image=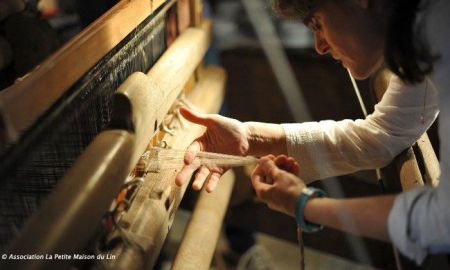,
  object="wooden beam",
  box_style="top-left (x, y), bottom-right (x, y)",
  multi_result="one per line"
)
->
top-left (417, 133), bottom-right (440, 187)
top-left (110, 19), bottom-right (212, 170)
top-left (395, 148), bottom-right (425, 191)
top-left (177, 0), bottom-right (191, 32)
top-left (185, 66), bottom-right (226, 110)
top-left (0, 0), bottom-right (168, 144)
top-left (6, 130), bottom-right (135, 270)
top-left (6, 21), bottom-right (216, 269)
top-left (190, 0), bottom-right (203, 27)
top-left (172, 170), bottom-right (235, 270)
top-left (99, 66), bottom-right (226, 269)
